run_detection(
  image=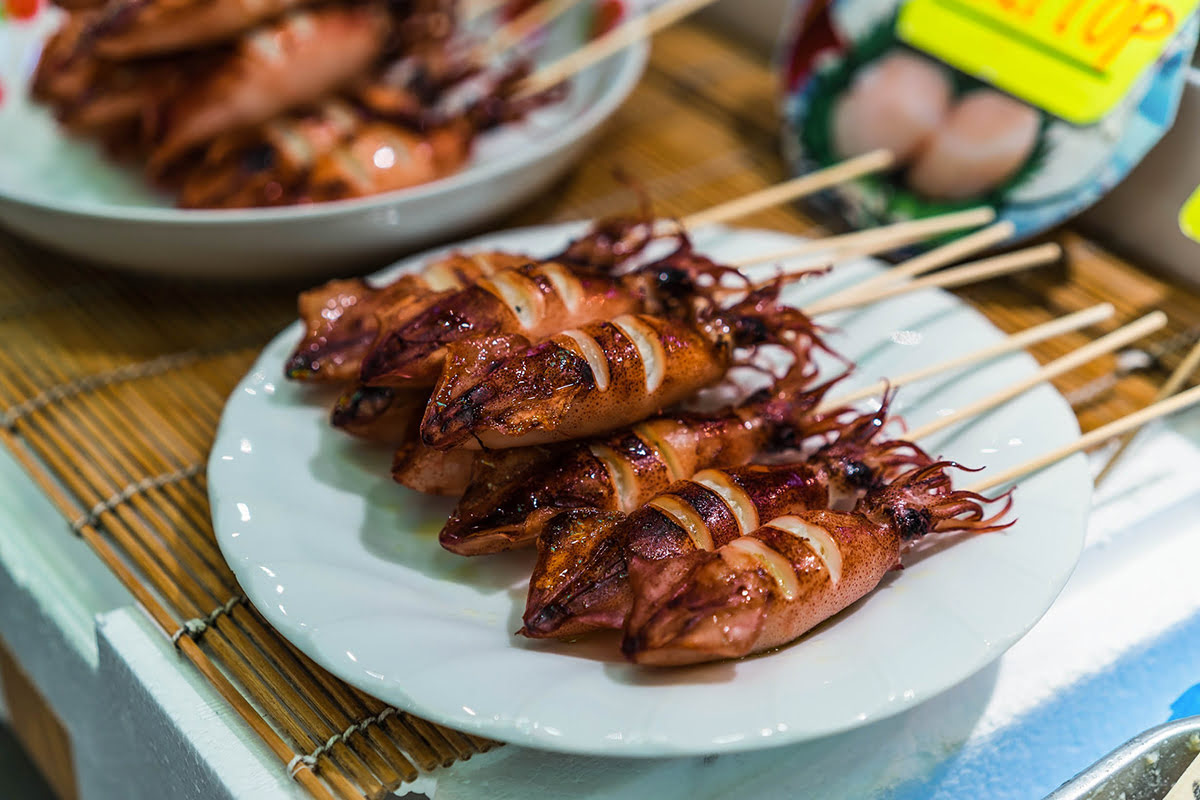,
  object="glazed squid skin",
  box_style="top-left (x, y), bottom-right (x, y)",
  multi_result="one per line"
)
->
top-left (149, 4), bottom-right (390, 168)
top-left (435, 370), bottom-right (839, 555)
top-left (622, 462), bottom-right (1013, 666)
top-left (286, 251), bottom-right (532, 383)
top-left (305, 120), bottom-right (473, 202)
top-left (328, 385), bottom-right (428, 444)
top-left (175, 99), bottom-right (363, 208)
top-left (90, 0), bottom-right (324, 60)
top-left (287, 215), bottom-right (665, 383)
top-left (358, 260), bottom-right (645, 387)
top-left (421, 285), bottom-right (827, 451)
top-left (359, 241), bottom-right (740, 387)
top-left (521, 406), bottom-right (930, 638)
